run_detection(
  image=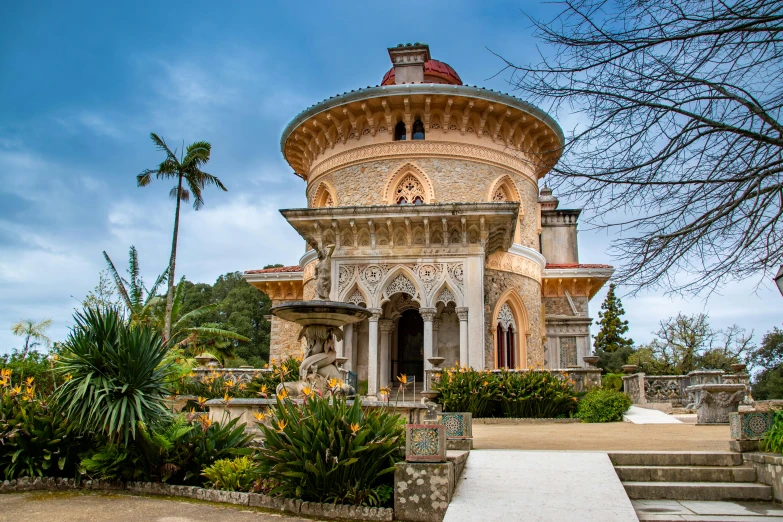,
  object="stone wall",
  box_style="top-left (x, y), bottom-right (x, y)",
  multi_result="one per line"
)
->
top-left (269, 300), bottom-right (304, 362)
top-left (314, 158), bottom-right (539, 249)
top-left (483, 269), bottom-right (543, 368)
top-left (744, 453), bottom-right (783, 502)
top-left (543, 296), bottom-right (587, 317)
